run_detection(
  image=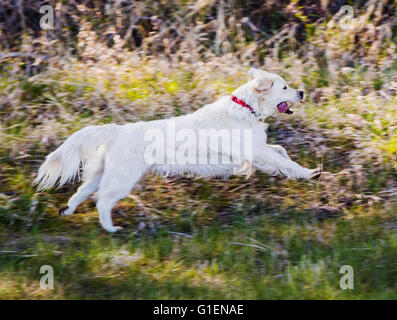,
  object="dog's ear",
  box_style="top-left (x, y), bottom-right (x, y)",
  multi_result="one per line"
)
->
top-left (248, 68), bottom-right (272, 81)
top-left (248, 67), bottom-right (260, 79)
top-left (254, 76), bottom-right (273, 91)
